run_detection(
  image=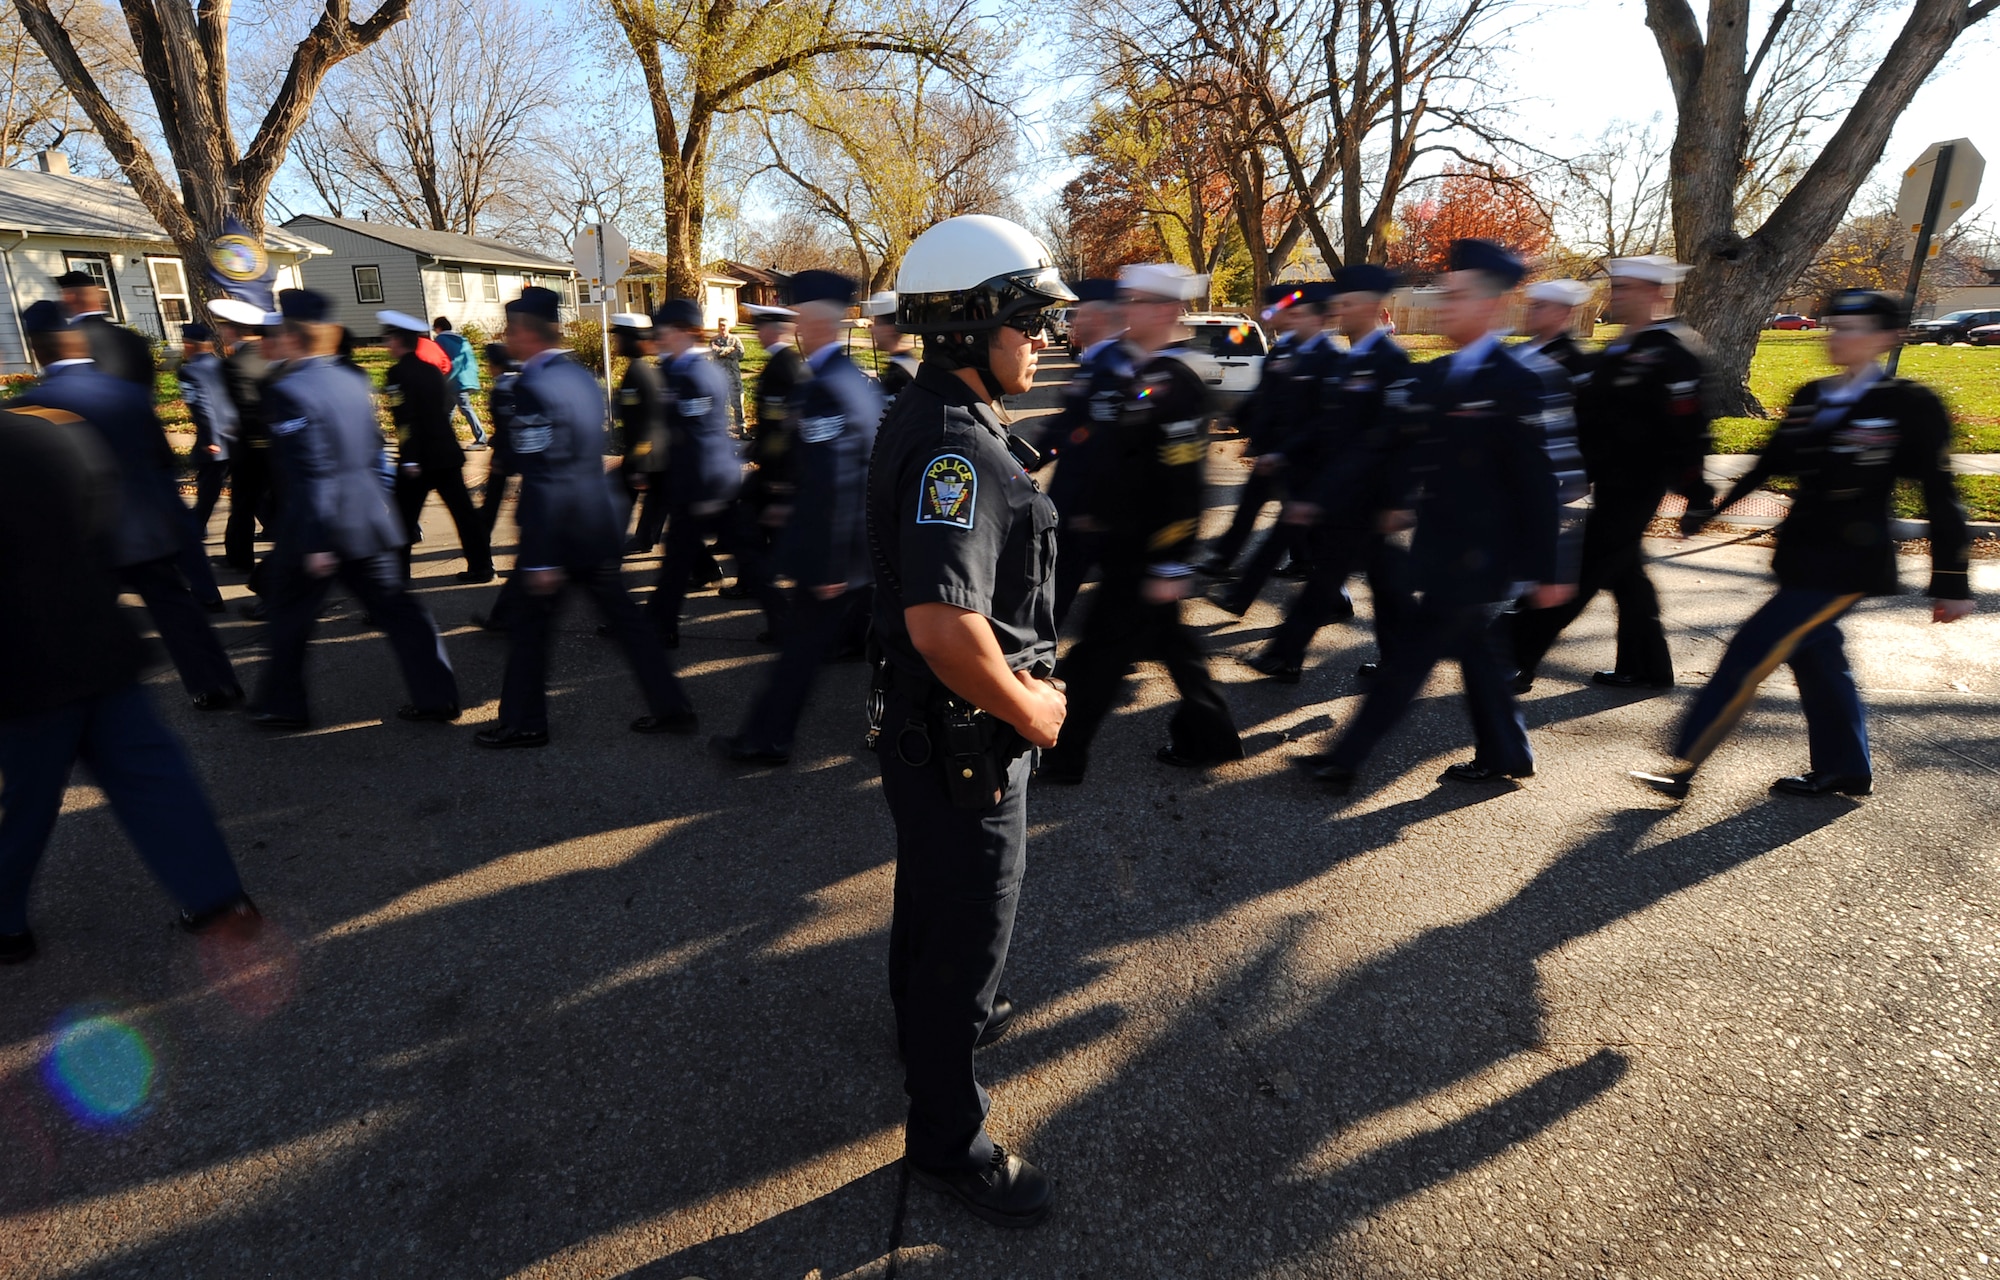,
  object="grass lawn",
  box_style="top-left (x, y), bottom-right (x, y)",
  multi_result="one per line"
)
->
top-left (1711, 331), bottom-right (2000, 454)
